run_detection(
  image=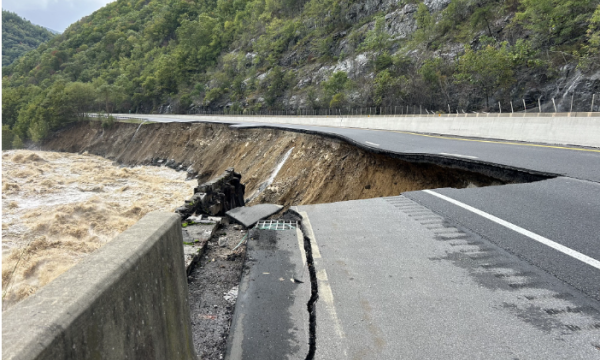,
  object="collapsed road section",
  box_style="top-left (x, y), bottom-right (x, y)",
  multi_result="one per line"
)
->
top-left (43, 121), bottom-right (552, 210)
top-left (39, 120), bottom-right (564, 359)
